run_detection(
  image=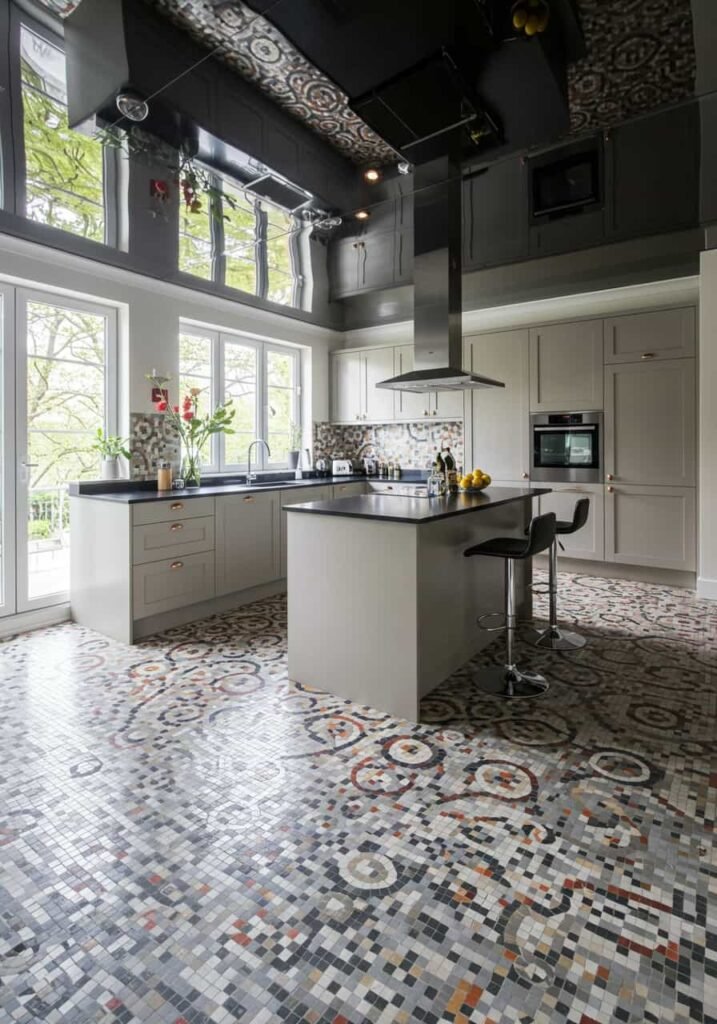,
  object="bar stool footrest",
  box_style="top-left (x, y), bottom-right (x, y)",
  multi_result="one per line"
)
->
top-left (477, 611), bottom-right (507, 633)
